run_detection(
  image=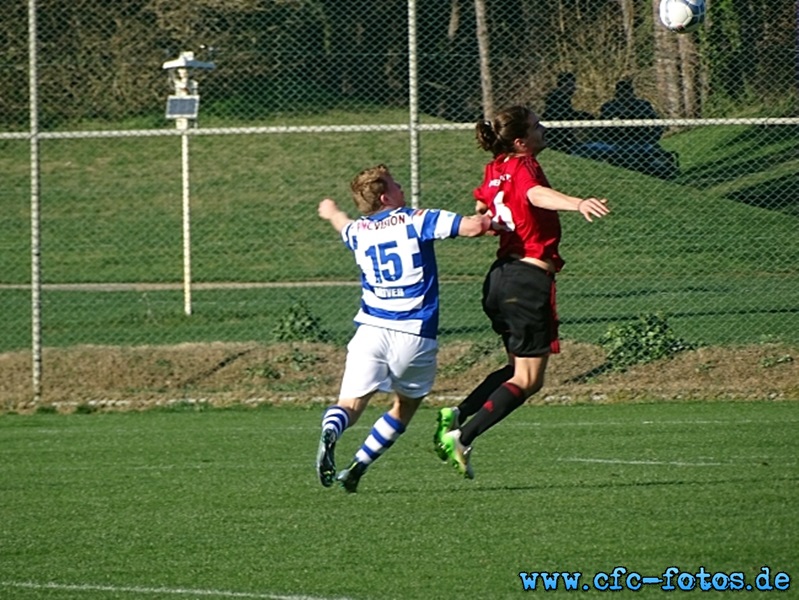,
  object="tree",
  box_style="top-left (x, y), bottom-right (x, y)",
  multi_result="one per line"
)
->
top-left (652, 0), bottom-right (700, 117)
top-left (474, 0), bottom-right (494, 118)
top-left (619, 0), bottom-right (637, 72)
